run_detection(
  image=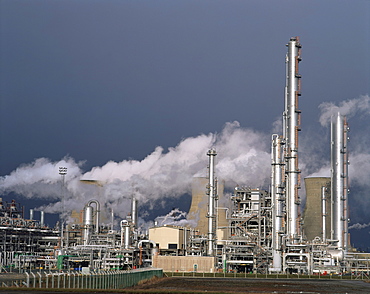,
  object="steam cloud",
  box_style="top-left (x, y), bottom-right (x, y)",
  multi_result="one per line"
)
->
top-left (2, 94), bottom-right (370, 229)
top-left (349, 223), bottom-right (370, 230)
top-left (0, 121), bottom-right (271, 222)
top-left (318, 94), bottom-right (370, 127)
